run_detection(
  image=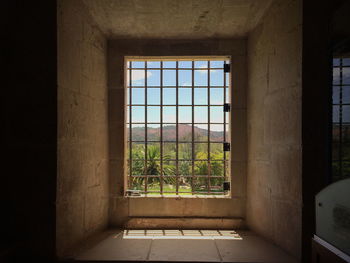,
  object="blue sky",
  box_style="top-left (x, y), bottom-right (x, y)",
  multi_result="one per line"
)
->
top-left (127, 60), bottom-right (229, 129)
